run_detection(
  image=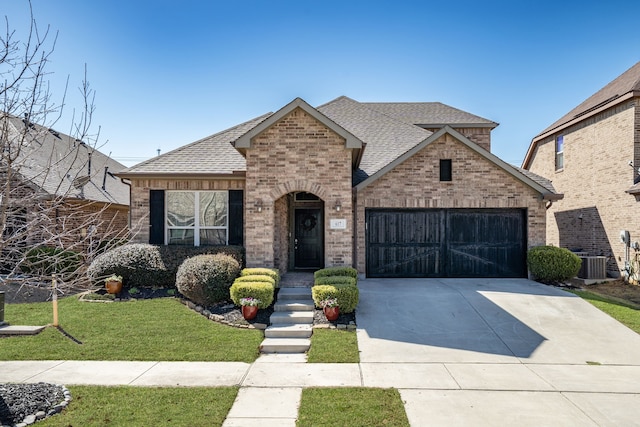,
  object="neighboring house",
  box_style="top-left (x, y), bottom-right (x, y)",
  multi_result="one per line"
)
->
top-left (119, 96), bottom-right (559, 278)
top-left (0, 113), bottom-right (130, 268)
top-left (523, 61), bottom-right (640, 277)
